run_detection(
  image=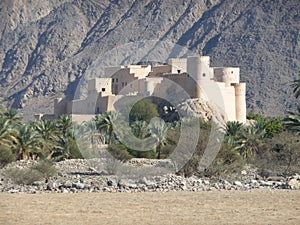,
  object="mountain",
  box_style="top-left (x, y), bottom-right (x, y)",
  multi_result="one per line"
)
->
top-left (0, 0), bottom-right (299, 119)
